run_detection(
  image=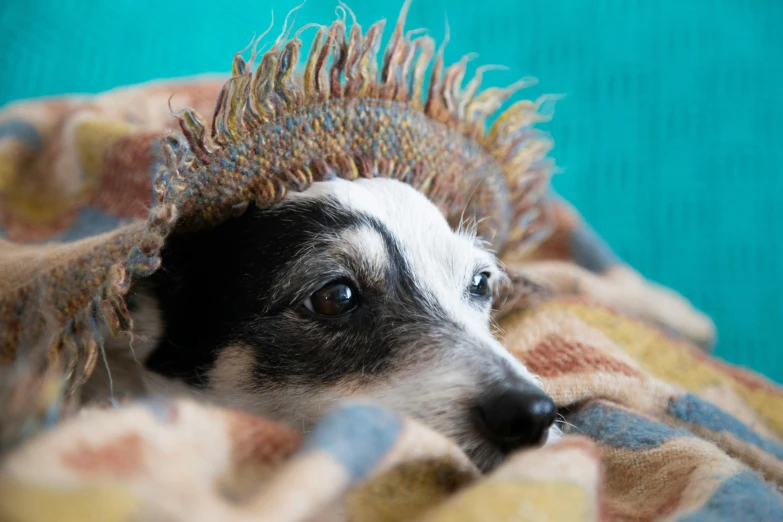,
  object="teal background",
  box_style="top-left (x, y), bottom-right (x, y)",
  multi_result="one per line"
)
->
top-left (1, 1), bottom-right (781, 382)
